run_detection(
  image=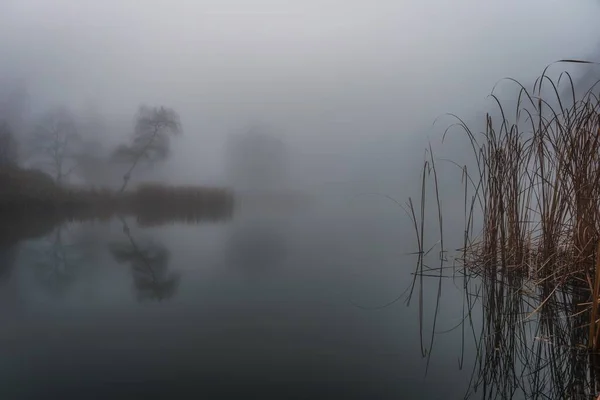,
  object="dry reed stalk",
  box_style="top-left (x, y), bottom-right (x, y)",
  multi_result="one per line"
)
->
top-left (408, 60), bottom-right (600, 351)
top-left (591, 241), bottom-right (600, 350)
